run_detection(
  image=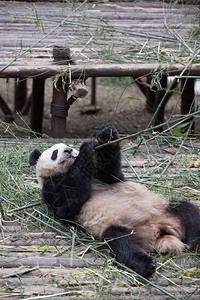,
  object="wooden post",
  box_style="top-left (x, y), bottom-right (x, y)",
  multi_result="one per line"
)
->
top-left (51, 77), bottom-right (68, 138)
top-left (181, 78), bottom-right (195, 132)
top-left (154, 76), bottom-right (168, 129)
top-left (51, 45), bottom-right (74, 137)
top-left (14, 78), bottom-right (27, 113)
top-left (132, 77), bottom-right (146, 97)
top-left (53, 45), bottom-right (73, 65)
top-left (91, 77), bottom-right (96, 106)
top-left (146, 76), bottom-right (157, 112)
top-left (30, 78), bottom-right (45, 134)
top-left (0, 93), bottom-right (14, 122)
